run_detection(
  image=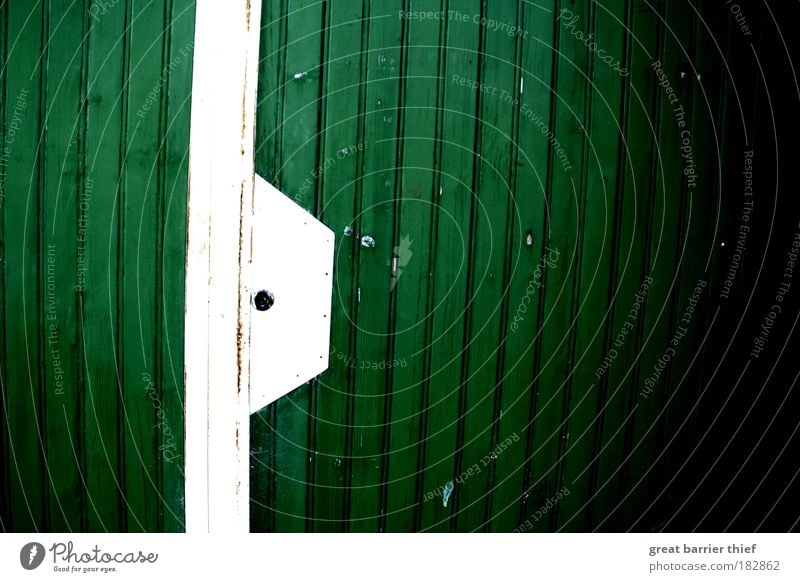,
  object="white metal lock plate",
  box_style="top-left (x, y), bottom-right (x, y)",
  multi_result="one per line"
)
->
top-left (248, 175), bottom-right (334, 413)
